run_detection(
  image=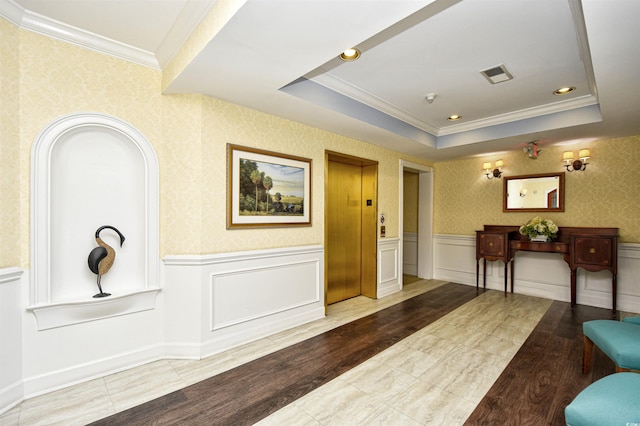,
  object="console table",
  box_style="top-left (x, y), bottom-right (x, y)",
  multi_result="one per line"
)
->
top-left (476, 225), bottom-right (619, 316)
